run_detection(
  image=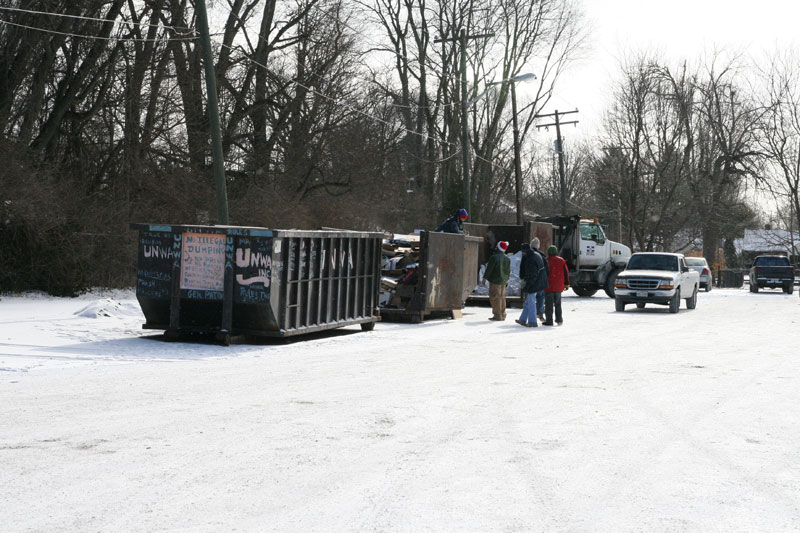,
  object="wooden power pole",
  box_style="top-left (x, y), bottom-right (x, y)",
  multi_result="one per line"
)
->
top-left (535, 109), bottom-right (579, 215)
